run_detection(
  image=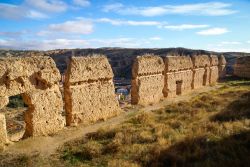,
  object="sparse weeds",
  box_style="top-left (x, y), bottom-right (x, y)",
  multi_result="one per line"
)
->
top-left (1, 79), bottom-right (250, 167)
top-left (59, 79), bottom-right (250, 167)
